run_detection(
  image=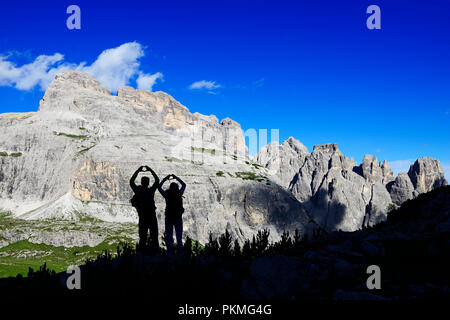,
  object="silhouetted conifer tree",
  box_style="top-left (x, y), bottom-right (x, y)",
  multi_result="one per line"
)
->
top-left (233, 239), bottom-right (241, 257)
